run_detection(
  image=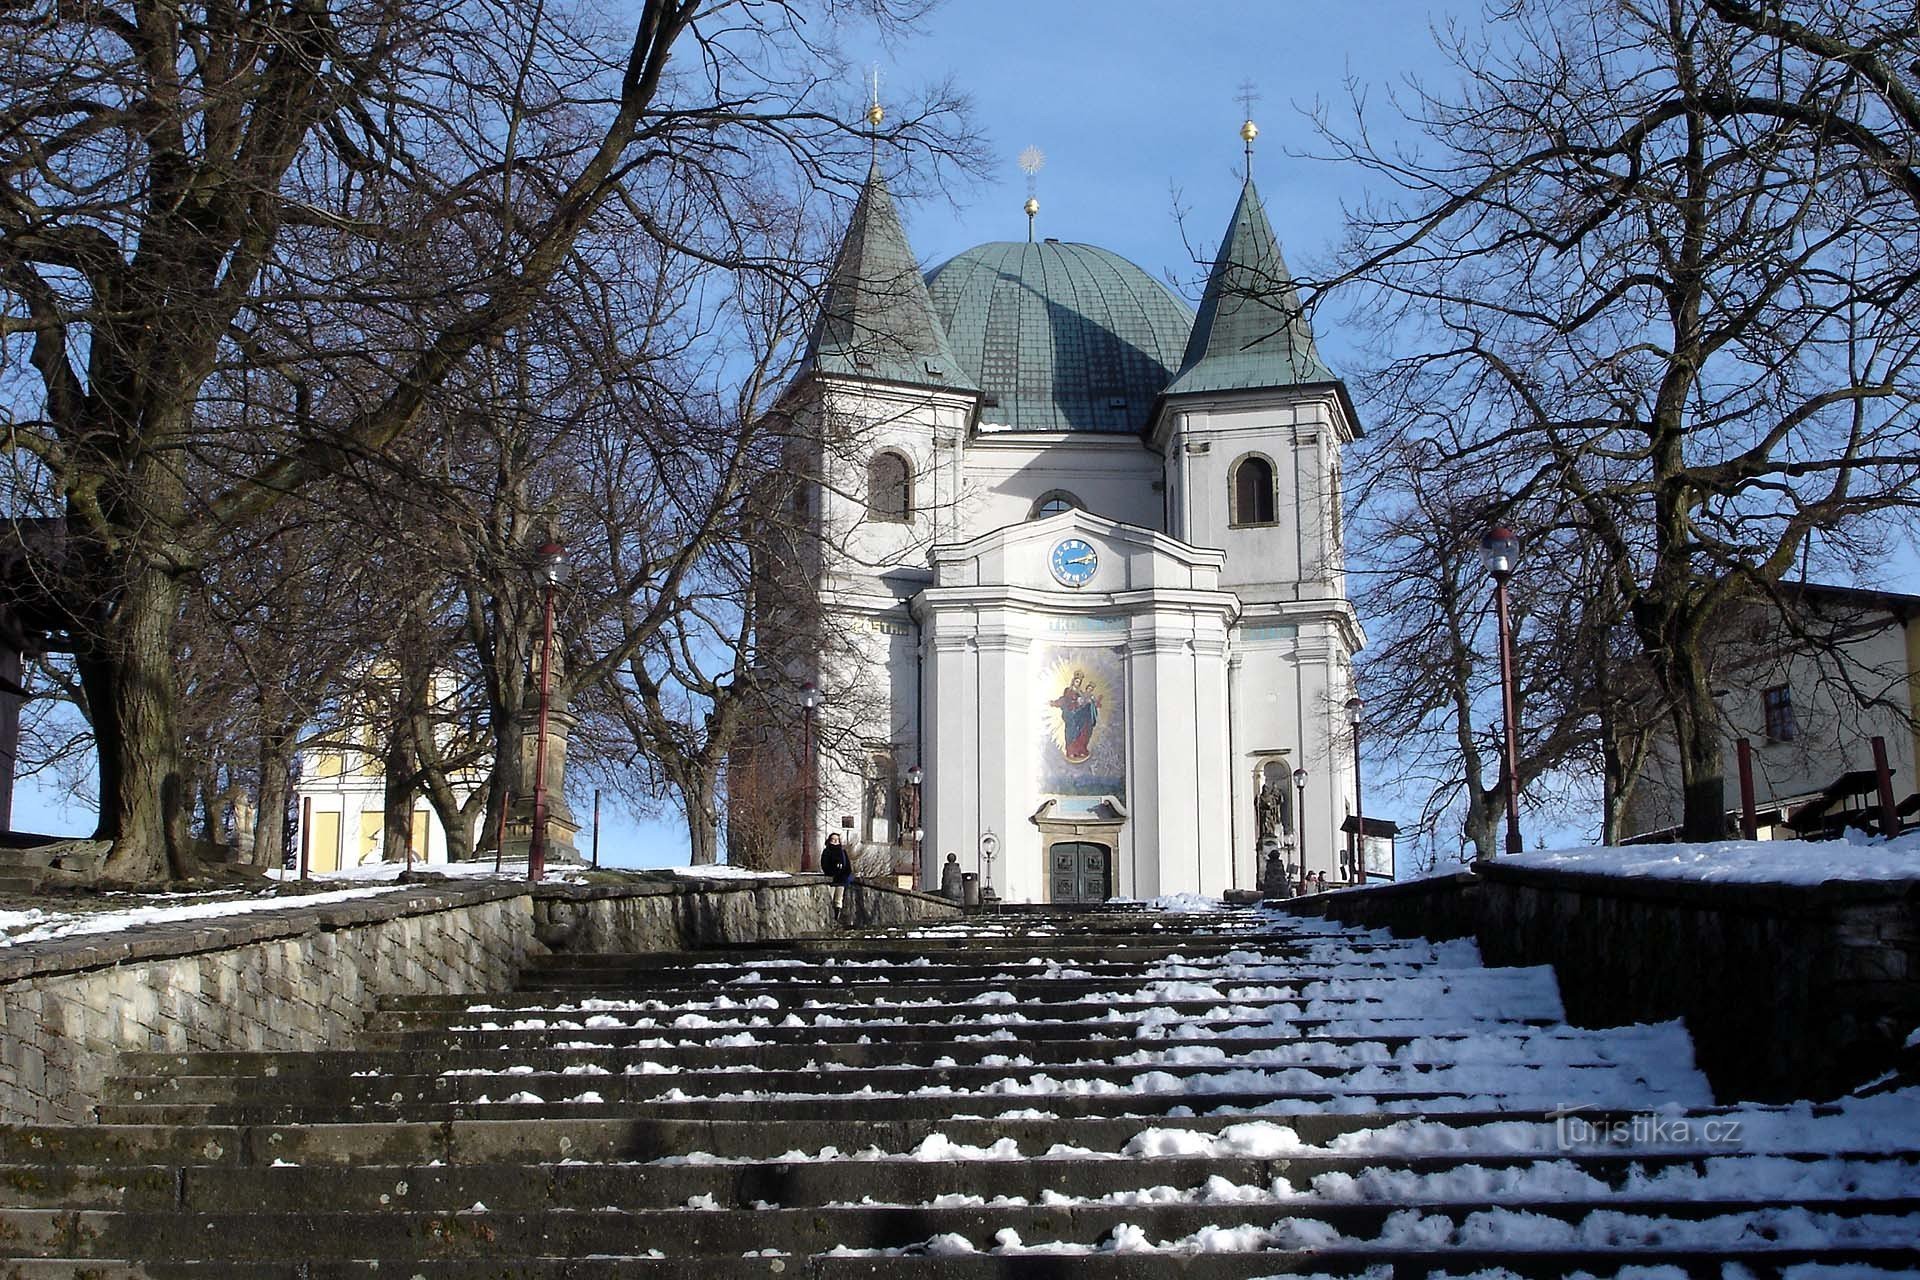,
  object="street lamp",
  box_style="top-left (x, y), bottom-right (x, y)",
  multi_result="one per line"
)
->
top-left (800, 681), bottom-right (820, 871)
top-left (1292, 765), bottom-right (1309, 892)
top-left (1346, 695), bottom-right (1365, 882)
top-left (528, 540), bottom-right (568, 882)
top-left (979, 829), bottom-right (998, 894)
top-left (906, 764), bottom-right (924, 876)
top-left (1479, 524), bottom-right (1524, 858)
